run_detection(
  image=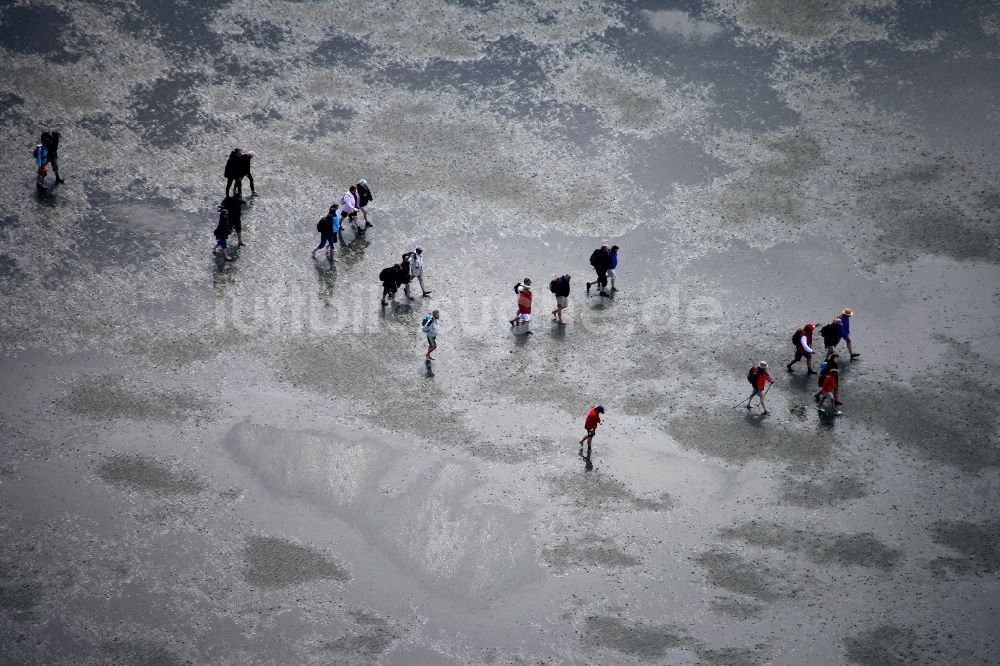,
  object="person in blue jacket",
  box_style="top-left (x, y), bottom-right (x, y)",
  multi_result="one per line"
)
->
top-left (839, 308), bottom-right (859, 359)
top-left (607, 245), bottom-right (620, 292)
